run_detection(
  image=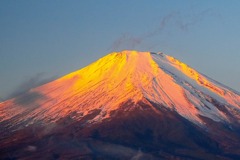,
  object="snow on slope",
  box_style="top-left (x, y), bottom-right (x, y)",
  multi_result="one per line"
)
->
top-left (0, 50), bottom-right (240, 129)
